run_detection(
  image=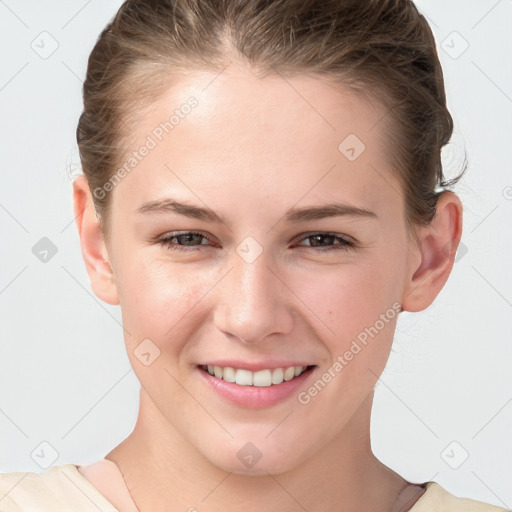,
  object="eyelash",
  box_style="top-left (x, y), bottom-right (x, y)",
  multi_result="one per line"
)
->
top-left (156, 231), bottom-right (356, 253)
